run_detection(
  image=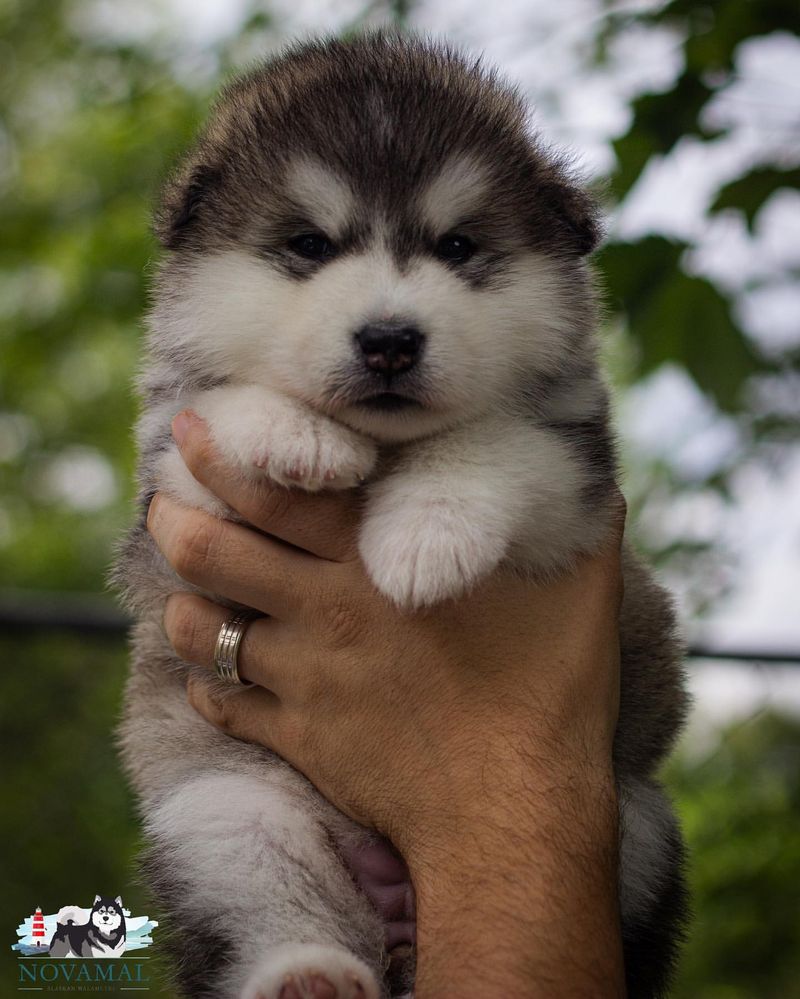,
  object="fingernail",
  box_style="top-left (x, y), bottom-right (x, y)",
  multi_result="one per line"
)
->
top-left (172, 410), bottom-right (198, 447)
